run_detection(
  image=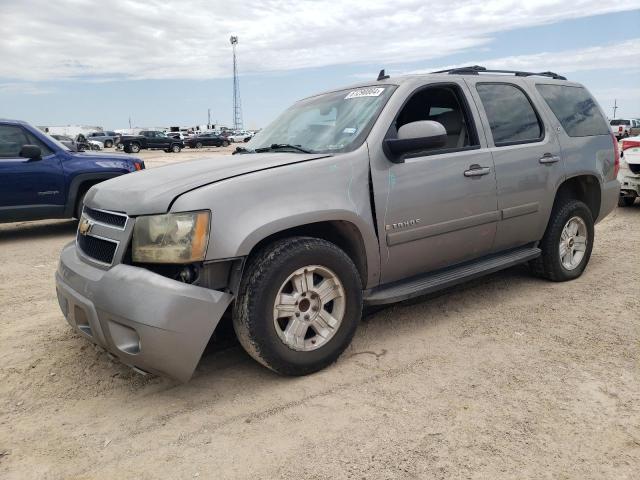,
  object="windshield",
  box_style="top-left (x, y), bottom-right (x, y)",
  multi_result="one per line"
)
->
top-left (245, 85), bottom-right (395, 154)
